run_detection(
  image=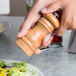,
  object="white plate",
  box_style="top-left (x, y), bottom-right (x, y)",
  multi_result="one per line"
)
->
top-left (0, 59), bottom-right (44, 76)
top-left (0, 21), bottom-right (10, 34)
